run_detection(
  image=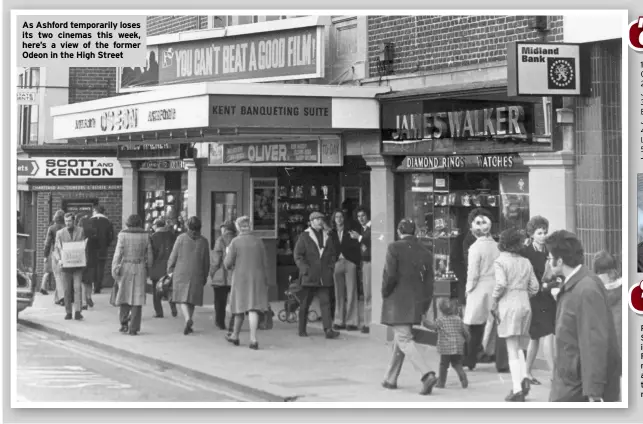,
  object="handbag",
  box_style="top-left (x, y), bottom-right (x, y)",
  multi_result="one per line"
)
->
top-left (109, 282), bottom-right (119, 307)
top-left (259, 306), bottom-right (275, 330)
top-left (156, 274), bottom-right (173, 300)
